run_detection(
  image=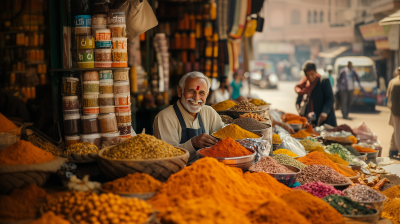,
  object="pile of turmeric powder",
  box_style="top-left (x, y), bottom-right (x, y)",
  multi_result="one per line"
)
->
top-left (0, 184), bottom-right (48, 220)
top-left (0, 140), bottom-right (54, 165)
top-left (30, 211), bottom-right (70, 224)
top-left (291, 130), bottom-right (311, 138)
top-left (102, 173), bottom-right (162, 193)
top-left (307, 146), bottom-right (349, 166)
top-left (281, 113), bottom-right (307, 128)
top-left (213, 124), bottom-right (260, 140)
top-left (273, 134), bottom-right (282, 144)
top-left (0, 112), bottom-right (18, 133)
top-left (211, 100), bottom-right (237, 111)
